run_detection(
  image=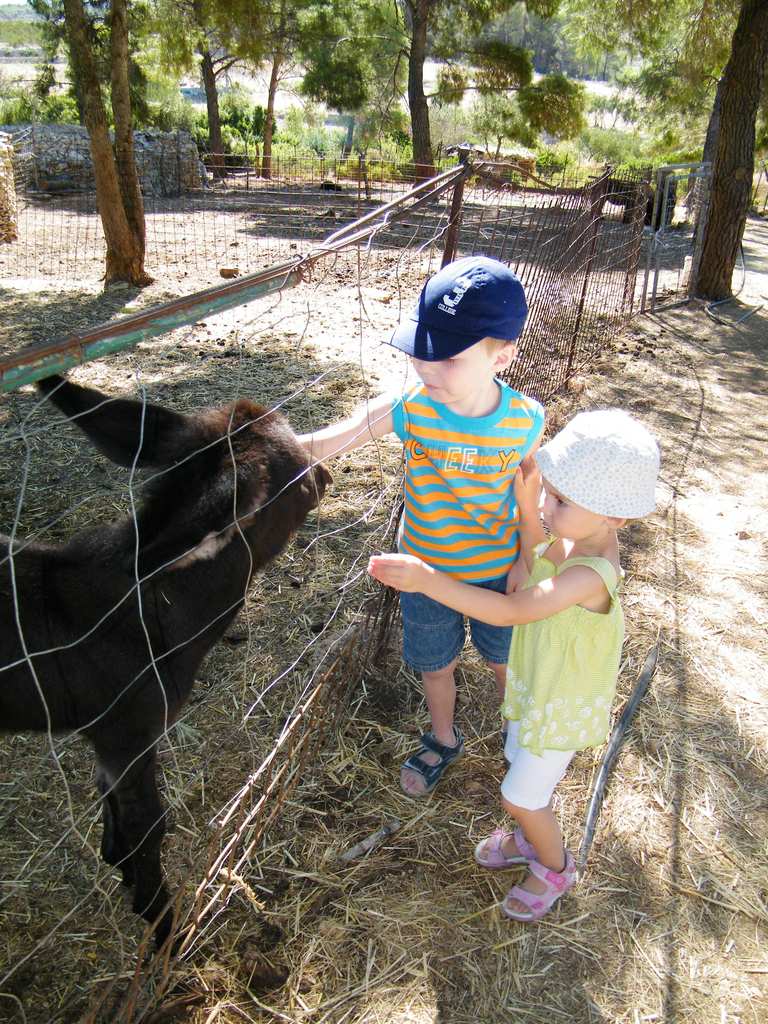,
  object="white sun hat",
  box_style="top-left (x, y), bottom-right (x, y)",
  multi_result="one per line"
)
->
top-left (535, 409), bottom-right (660, 518)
